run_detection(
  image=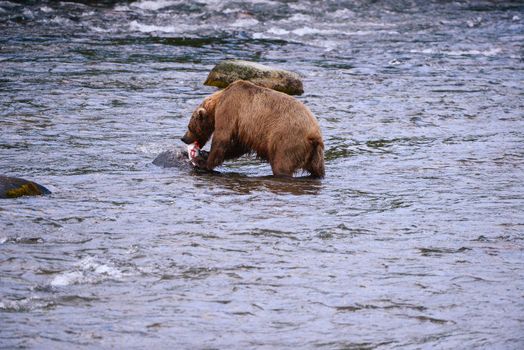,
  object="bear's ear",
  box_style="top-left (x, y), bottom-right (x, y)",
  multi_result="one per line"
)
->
top-left (197, 108), bottom-right (207, 120)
